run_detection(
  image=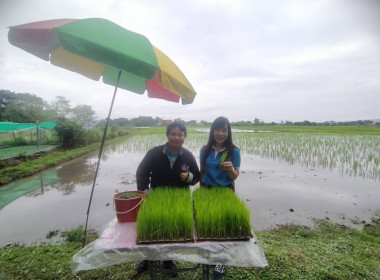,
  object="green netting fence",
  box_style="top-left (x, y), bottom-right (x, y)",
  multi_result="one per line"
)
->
top-left (0, 145), bottom-right (57, 159)
top-left (0, 121), bottom-right (58, 159)
top-left (0, 121), bottom-right (57, 132)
